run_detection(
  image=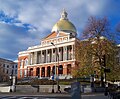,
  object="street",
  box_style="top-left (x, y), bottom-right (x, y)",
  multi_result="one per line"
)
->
top-left (0, 93), bottom-right (109, 99)
top-left (82, 94), bottom-right (109, 99)
top-left (0, 96), bottom-right (70, 99)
